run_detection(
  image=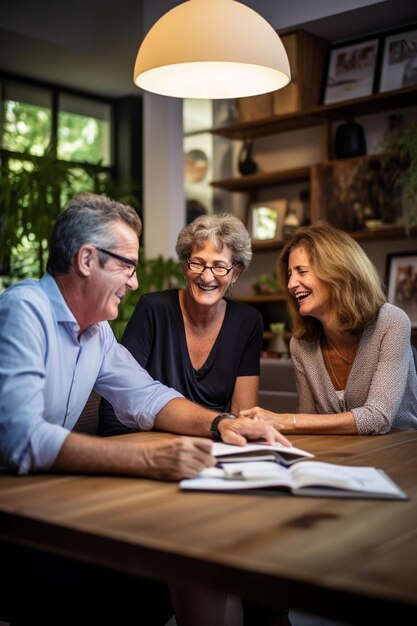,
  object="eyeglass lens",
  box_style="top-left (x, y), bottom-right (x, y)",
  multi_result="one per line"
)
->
top-left (187, 261), bottom-right (233, 276)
